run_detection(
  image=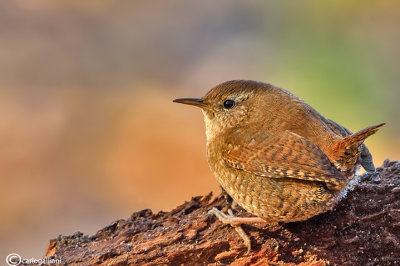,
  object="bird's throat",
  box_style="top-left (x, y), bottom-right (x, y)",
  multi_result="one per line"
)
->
top-left (202, 110), bottom-right (220, 143)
